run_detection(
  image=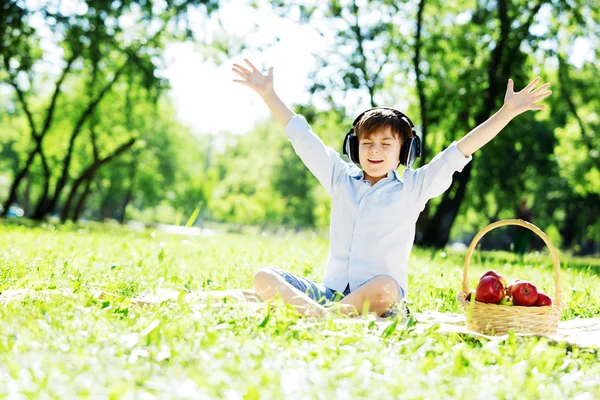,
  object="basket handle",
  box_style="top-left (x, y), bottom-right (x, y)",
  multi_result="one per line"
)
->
top-left (462, 219), bottom-right (561, 306)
